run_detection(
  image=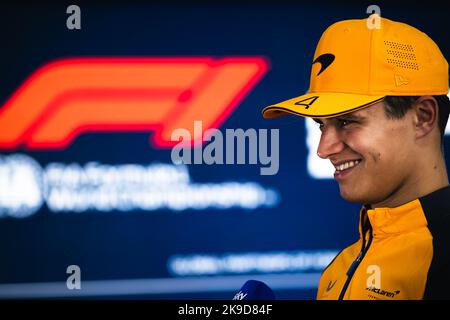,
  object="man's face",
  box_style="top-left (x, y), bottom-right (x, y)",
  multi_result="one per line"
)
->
top-left (314, 101), bottom-right (416, 206)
